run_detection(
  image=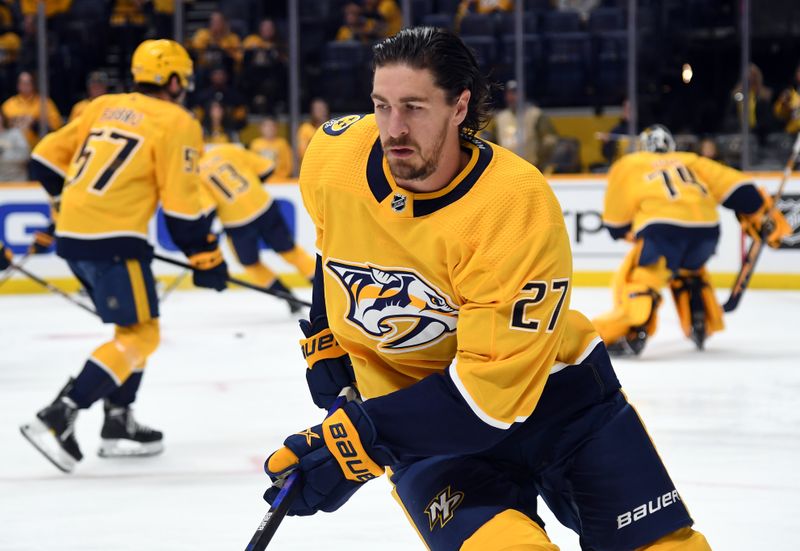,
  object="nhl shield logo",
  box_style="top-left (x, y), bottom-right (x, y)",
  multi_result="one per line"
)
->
top-left (391, 193), bottom-right (407, 212)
